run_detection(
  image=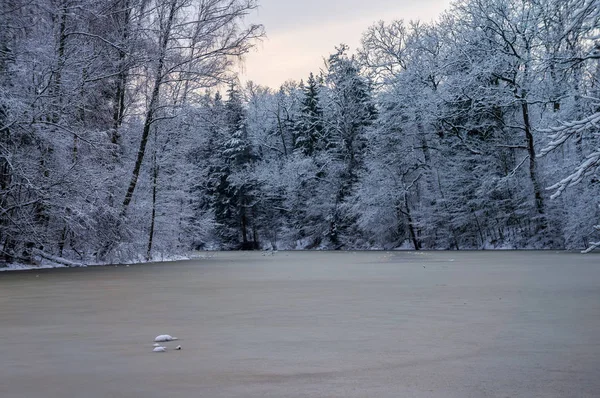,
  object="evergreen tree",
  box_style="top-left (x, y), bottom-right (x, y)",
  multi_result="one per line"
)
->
top-left (294, 73), bottom-right (325, 156)
top-left (323, 45), bottom-right (377, 246)
top-left (212, 83), bottom-right (260, 249)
